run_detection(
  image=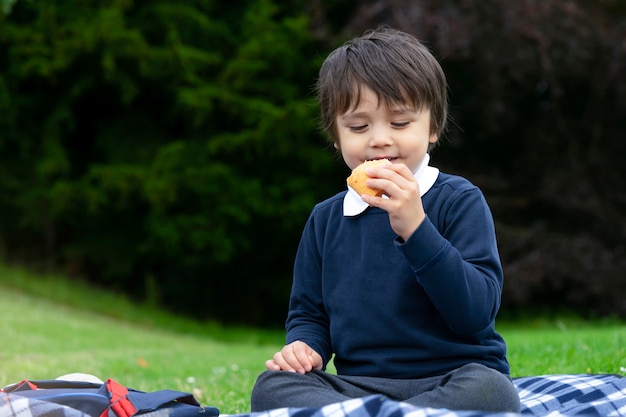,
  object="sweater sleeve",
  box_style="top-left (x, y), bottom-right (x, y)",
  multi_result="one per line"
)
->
top-left (395, 187), bottom-right (503, 336)
top-left (284, 211), bottom-right (333, 367)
